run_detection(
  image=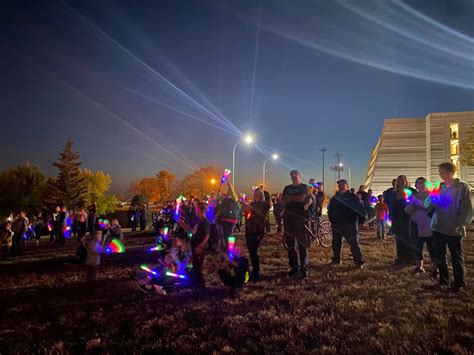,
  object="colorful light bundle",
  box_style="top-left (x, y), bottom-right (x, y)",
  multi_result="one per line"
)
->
top-left (403, 188), bottom-right (414, 204)
top-left (98, 218), bottom-right (109, 230)
top-left (63, 225), bottom-right (71, 238)
top-left (228, 236), bottom-right (236, 261)
top-left (368, 195), bottom-right (377, 208)
top-left (165, 271), bottom-right (187, 279)
top-left (140, 264), bottom-right (157, 276)
top-left (47, 221), bottom-right (53, 232)
top-left (241, 194), bottom-right (246, 203)
top-left (386, 216), bottom-right (392, 228)
top-left (163, 226), bottom-right (169, 239)
top-left (174, 195), bottom-right (183, 221)
top-left (104, 238), bottom-right (125, 254)
top-left (221, 169), bottom-right (231, 184)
